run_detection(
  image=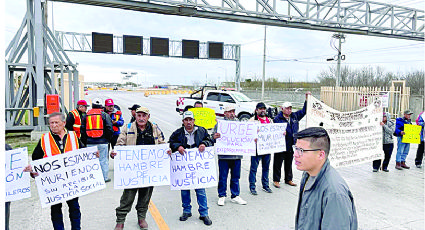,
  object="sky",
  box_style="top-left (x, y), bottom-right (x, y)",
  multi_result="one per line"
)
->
top-left (4, 0), bottom-right (425, 86)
